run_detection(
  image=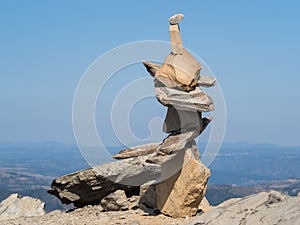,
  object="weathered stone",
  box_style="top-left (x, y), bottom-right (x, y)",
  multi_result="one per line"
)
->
top-left (48, 156), bottom-right (161, 207)
top-left (198, 197), bottom-right (212, 213)
top-left (143, 61), bottom-right (217, 88)
top-left (158, 131), bottom-right (197, 156)
top-left (0, 194), bottom-right (45, 221)
top-left (156, 48), bottom-right (201, 92)
top-left (156, 149), bottom-right (210, 218)
top-left (100, 190), bottom-right (129, 211)
top-left (169, 24), bottom-right (183, 54)
top-left (188, 190), bottom-right (300, 225)
top-left (142, 61), bottom-right (161, 77)
top-left (139, 181), bottom-right (157, 209)
top-left (198, 75), bottom-right (217, 87)
top-left (113, 143), bottom-right (160, 159)
top-left (155, 79), bottom-right (214, 112)
top-left (163, 106), bottom-right (202, 133)
top-left (168, 13), bottom-right (184, 25)
top-left (158, 119), bottom-right (211, 156)
top-left (48, 147), bottom-right (205, 208)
